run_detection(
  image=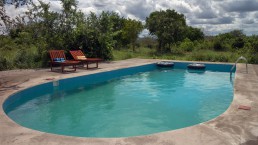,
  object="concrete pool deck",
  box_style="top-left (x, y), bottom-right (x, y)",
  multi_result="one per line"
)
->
top-left (0, 58), bottom-right (258, 145)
